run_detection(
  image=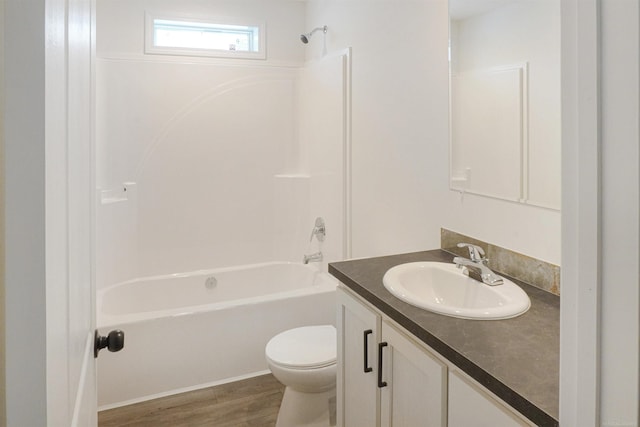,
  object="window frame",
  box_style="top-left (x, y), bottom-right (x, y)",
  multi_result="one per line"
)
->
top-left (144, 12), bottom-right (266, 60)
